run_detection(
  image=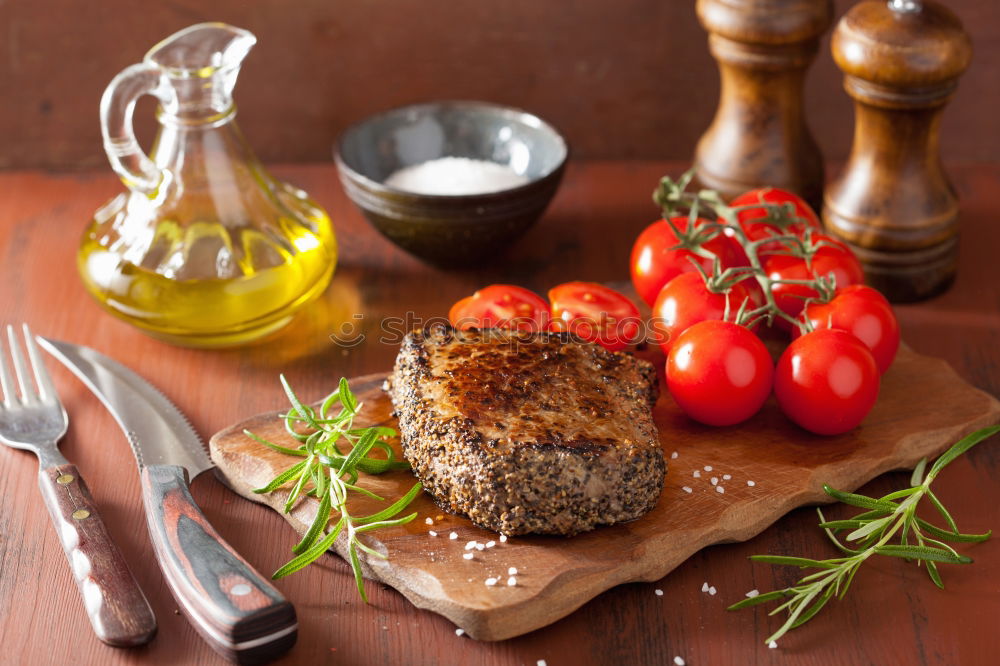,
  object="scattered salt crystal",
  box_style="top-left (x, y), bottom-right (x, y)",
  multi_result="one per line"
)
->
top-left (465, 541), bottom-right (477, 550)
top-left (384, 157), bottom-right (530, 196)
top-left (507, 576), bottom-right (517, 586)
top-left (463, 553), bottom-right (474, 560)
top-left (429, 530), bottom-right (438, 537)
top-left (682, 486), bottom-right (693, 494)
top-left (716, 486), bottom-right (725, 494)
top-left (486, 540), bottom-right (496, 548)
top-left (709, 586), bottom-right (717, 596)
top-left (455, 628), bottom-right (465, 637)
top-left (485, 577), bottom-right (498, 586)
top-left (476, 543), bottom-right (485, 551)
top-left (655, 589), bottom-right (664, 596)
top-left (710, 476), bottom-right (718, 486)
top-left (704, 465), bottom-right (713, 472)
top-left (723, 474), bottom-right (731, 480)
top-left (747, 480), bottom-right (756, 487)
top-left (701, 582), bottom-right (710, 592)
top-left (508, 567), bottom-right (518, 575)
top-left (769, 641), bottom-right (778, 649)
top-left (499, 535), bottom-right (508, 543)
top-left (674, 658), bottom-right (686, 666)
top-left (425, 517), bottom-right (433, 525)
top-left (746, 589), bottom-right (760, 598)
top-left (670, 451), bottom-right (679, 459)
top-left (693, 470), bottom-right (701, 478)
top-left (449, 532), bottom-right (458, 540)
top-left (538, 661), bottom-right (548, 666)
